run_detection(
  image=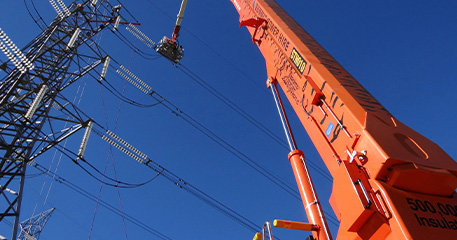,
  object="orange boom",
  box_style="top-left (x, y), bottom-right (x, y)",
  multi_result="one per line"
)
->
top-left (230, 0), bottom-right (457, 239)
